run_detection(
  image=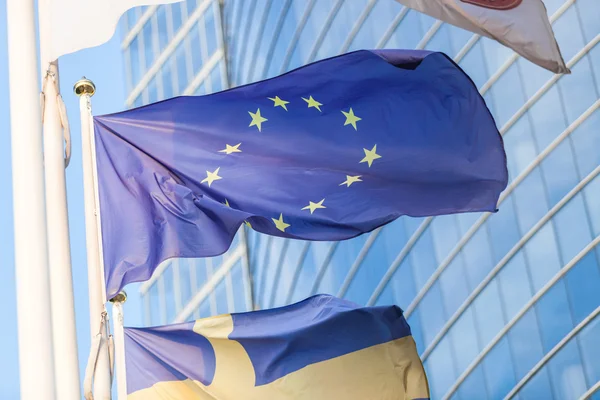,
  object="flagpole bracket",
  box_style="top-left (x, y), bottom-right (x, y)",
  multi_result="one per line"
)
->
top-left (74, 77), bottom-right (96, 97)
